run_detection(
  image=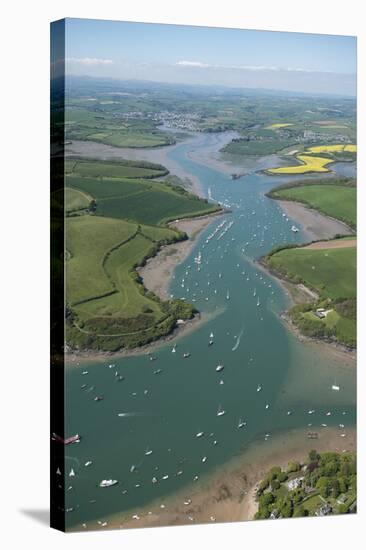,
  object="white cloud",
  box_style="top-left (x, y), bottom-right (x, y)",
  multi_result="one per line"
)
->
top-left (176, 60), bottom-right (210, 68)
top-left (66, 57), bottom-right (113, 66)
top-left (174, 61), bottom-right (330, 73)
